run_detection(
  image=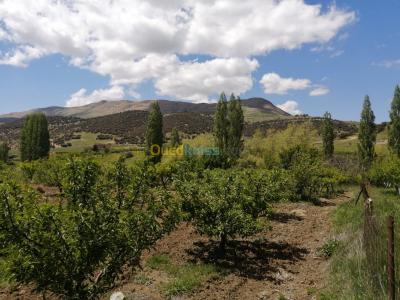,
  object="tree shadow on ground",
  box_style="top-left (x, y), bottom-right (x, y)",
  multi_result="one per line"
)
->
top-left (186, 239), bottom-right (308, 281)
top-left (269, 211), bottom-right (303, 223)
top-left (312, 198), bottom-right (336, 207)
